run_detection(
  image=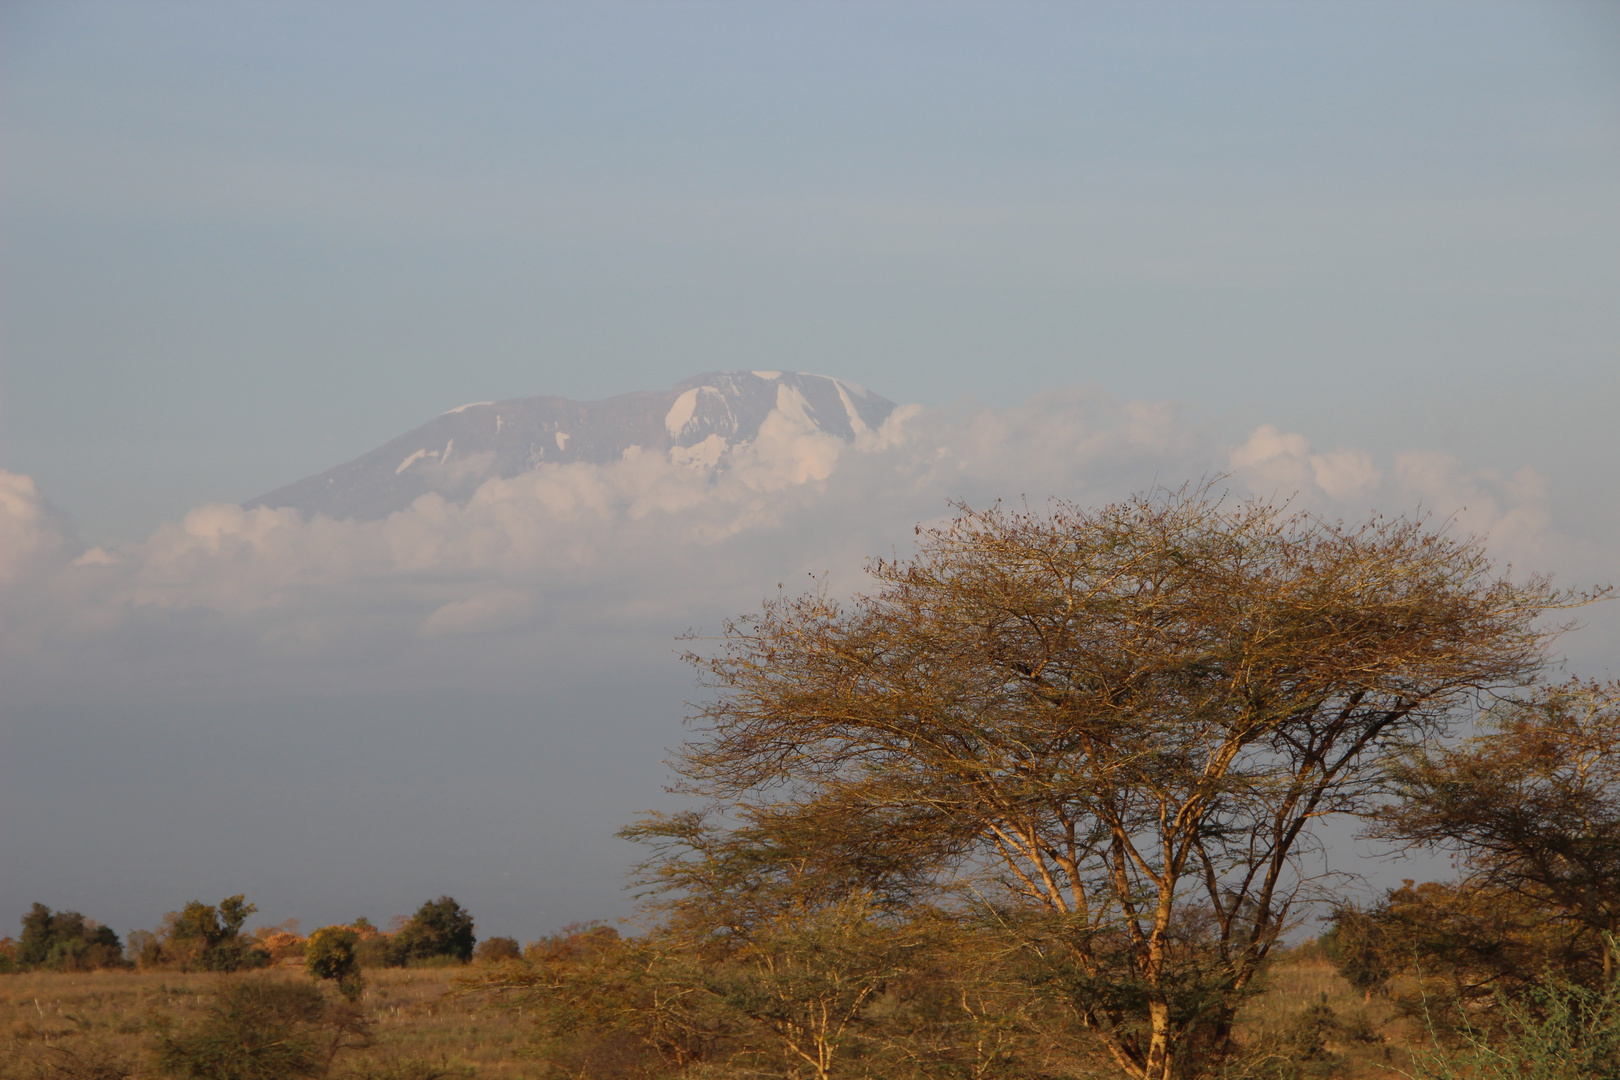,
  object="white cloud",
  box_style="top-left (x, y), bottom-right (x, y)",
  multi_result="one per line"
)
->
top-left (0, 472), bottom-right (71, 586)
top-left (419, 589), bottom-right (537, 639)
top-left (1391, 452), bottom-right (1574, 570)
top-left (1229, 424), bottom-right (1381, 503)
top-left (1, 396), bottom-right (1608, 684)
